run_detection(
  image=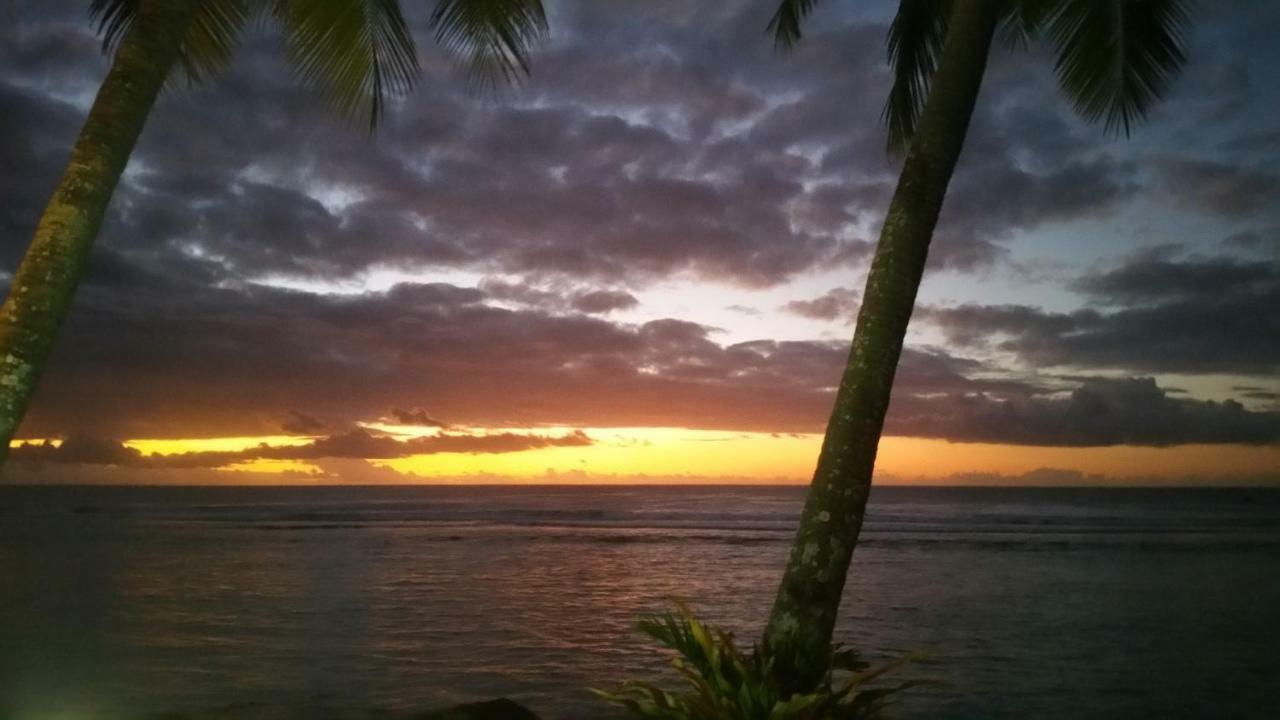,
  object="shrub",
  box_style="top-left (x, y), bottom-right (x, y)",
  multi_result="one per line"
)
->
top-left (594, 602), bottom-right (929, 720)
